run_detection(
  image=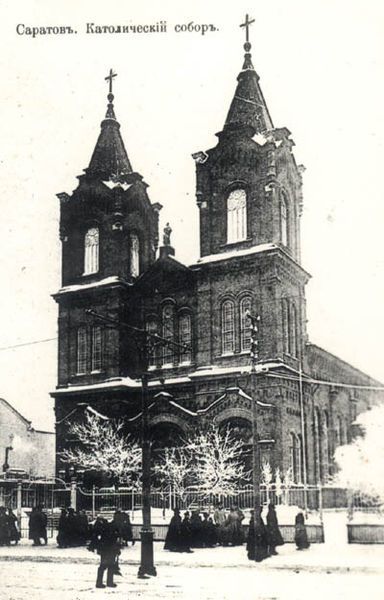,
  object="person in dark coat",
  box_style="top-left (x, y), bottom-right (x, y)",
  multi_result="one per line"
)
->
top-left (213, 504), bottom-right (226, 545)
top-left (164, 508), bottom-right (188, 552)
top-left (189, 511), bottom-right (204, 548)
top-left (266, 504), bottom-right (284, 555)
top-left (0, 507), bottom-right (10, 546)
top-left (57, 508), bottom-right (68, 548)
top-left (246, 507), bottom-right (269, 562)
top-left (181, 511), bottom-right (193, 551)
top-left (7, 508), bottom-right (20, 544)
top-left (223, 506), bottom-right (244, 546)
top-left (29, 506), bottom-right (46, 546)
top-left (77, 510), bottom-right (90, 546)
top-left (88, 517), bottom-right (121, 588)
top-left (294, 512), bottom-right (310, 550)
top-left (201, 513), bottom-right (218, 547)
top-left (38, 505), bottom-right (48, 545)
